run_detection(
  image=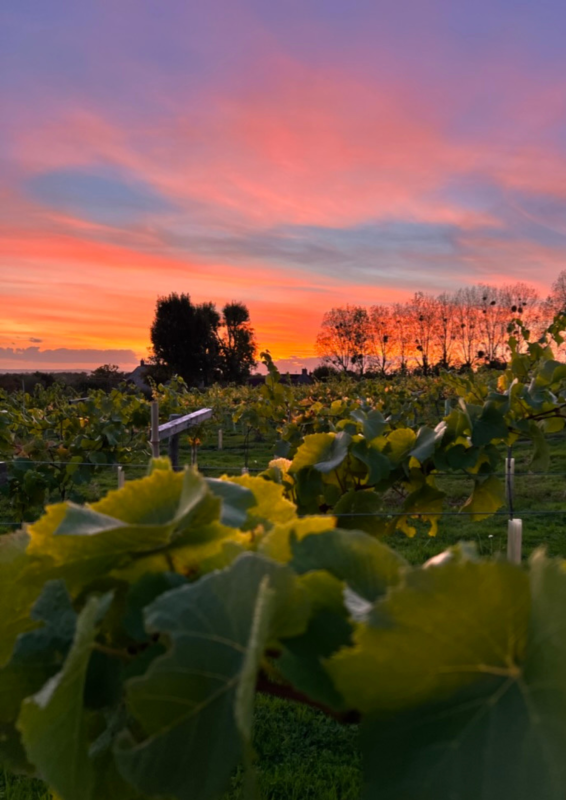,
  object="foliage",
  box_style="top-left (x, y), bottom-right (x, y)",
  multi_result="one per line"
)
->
top-left (150, 293), bottom-right (222, 386)
top-left (150, 293), bottom-right (256, 386)
top-left (0, 386), bottom-right (150, 521)
top-left (2, 461), bottom-right (566, 799)
top-left (250, 314), bottom-right (566, 536)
